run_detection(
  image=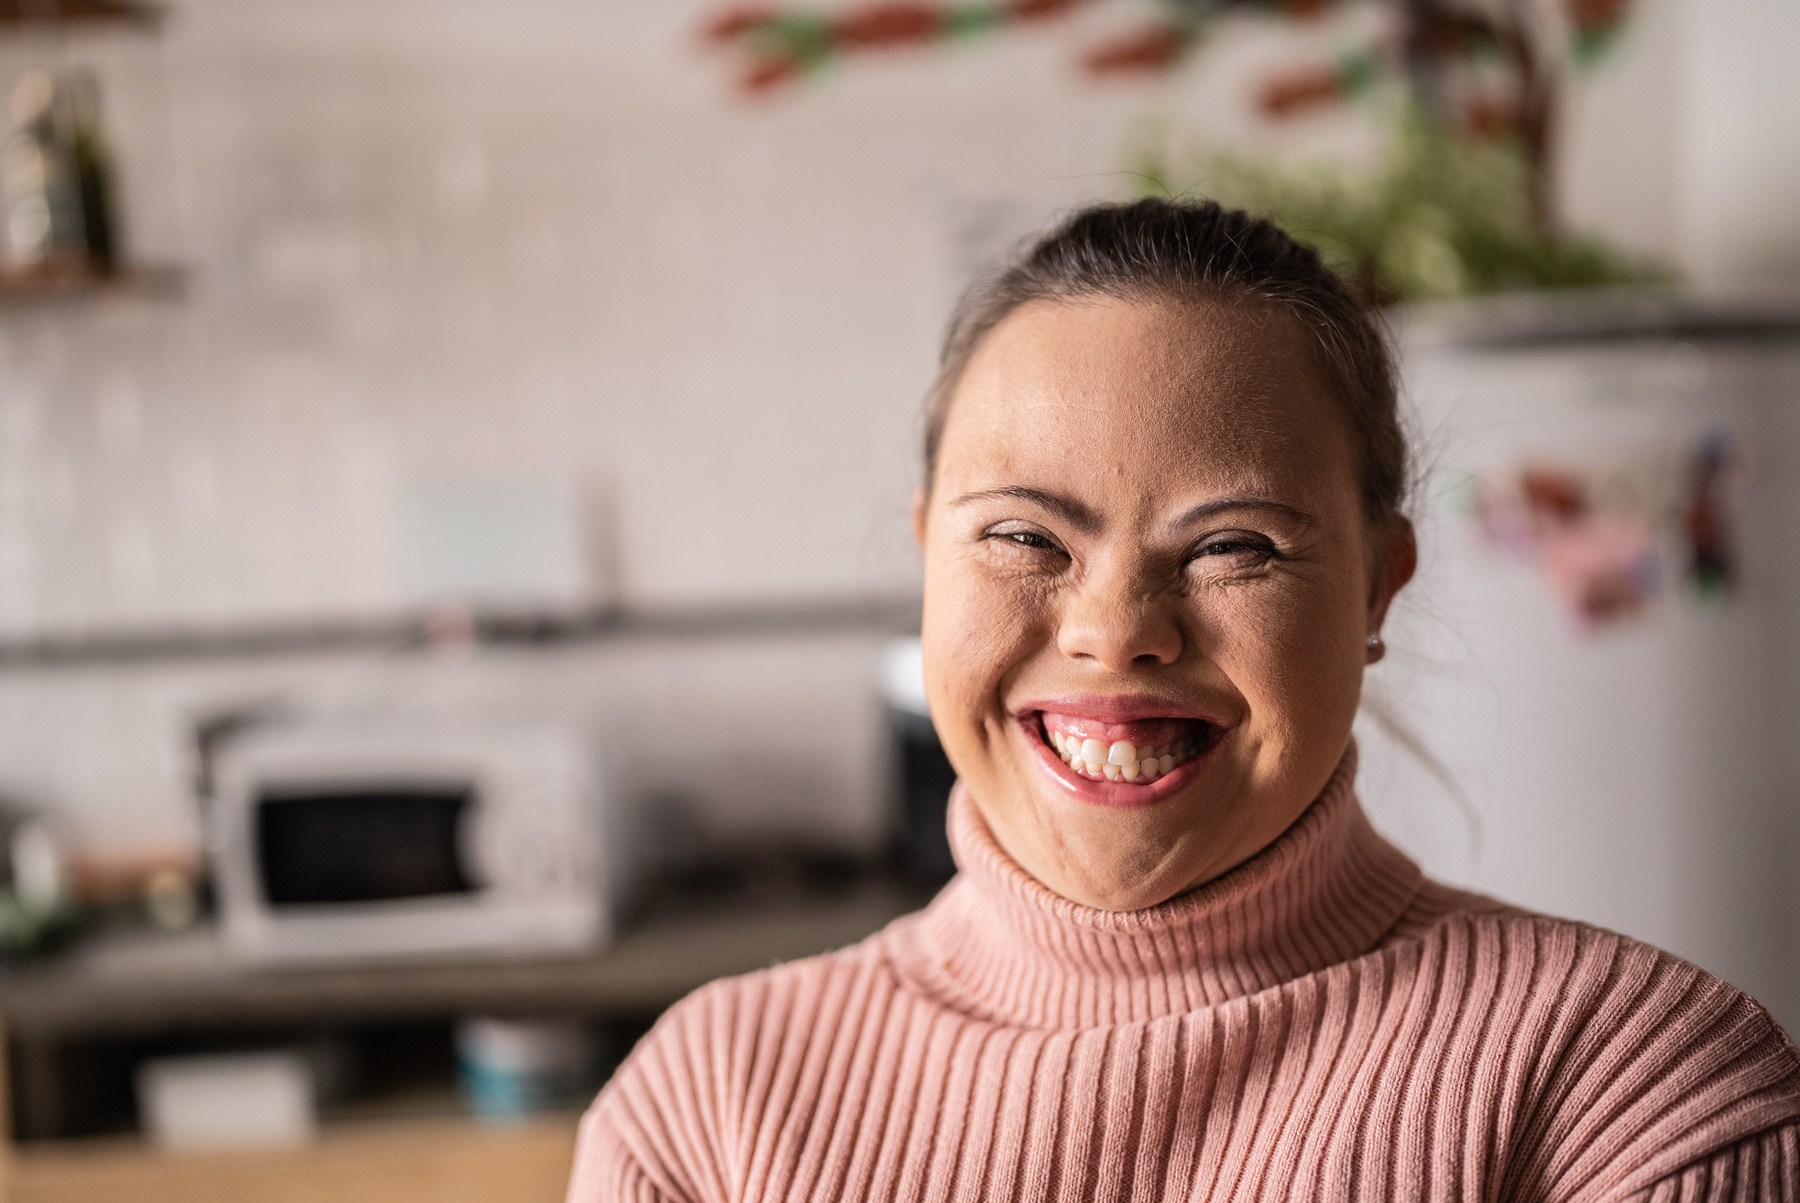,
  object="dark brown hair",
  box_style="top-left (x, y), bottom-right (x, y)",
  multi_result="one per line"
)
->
top-left (922, 198), bottom-right (1408, 525)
